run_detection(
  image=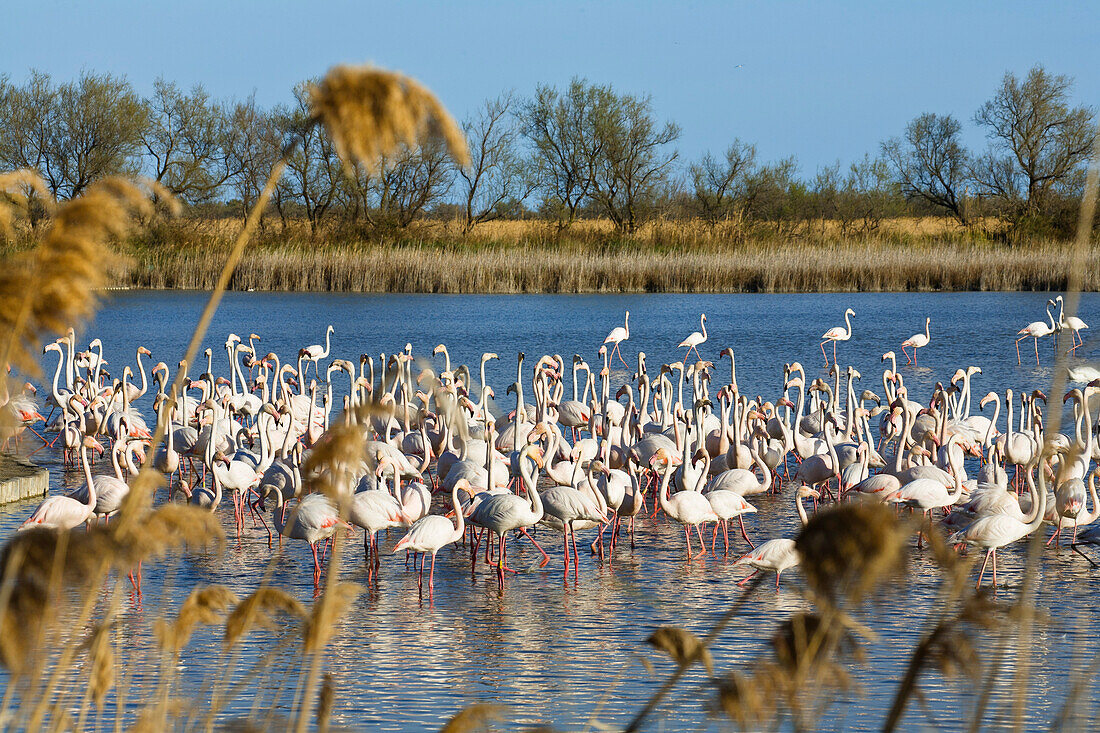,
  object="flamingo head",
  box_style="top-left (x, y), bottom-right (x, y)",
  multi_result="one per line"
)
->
top-left (691, 449), bottom-right (708, 468)
top-left (523, 444), bottom-right (545, 469)
top-left (798, 485), bottom-right (821, 500)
